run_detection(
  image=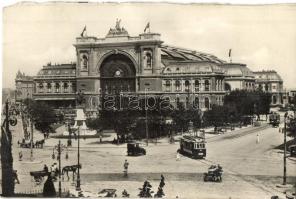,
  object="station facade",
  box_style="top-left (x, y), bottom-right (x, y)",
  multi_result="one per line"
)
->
top-left (15, 21), bottom-right (286, 113)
